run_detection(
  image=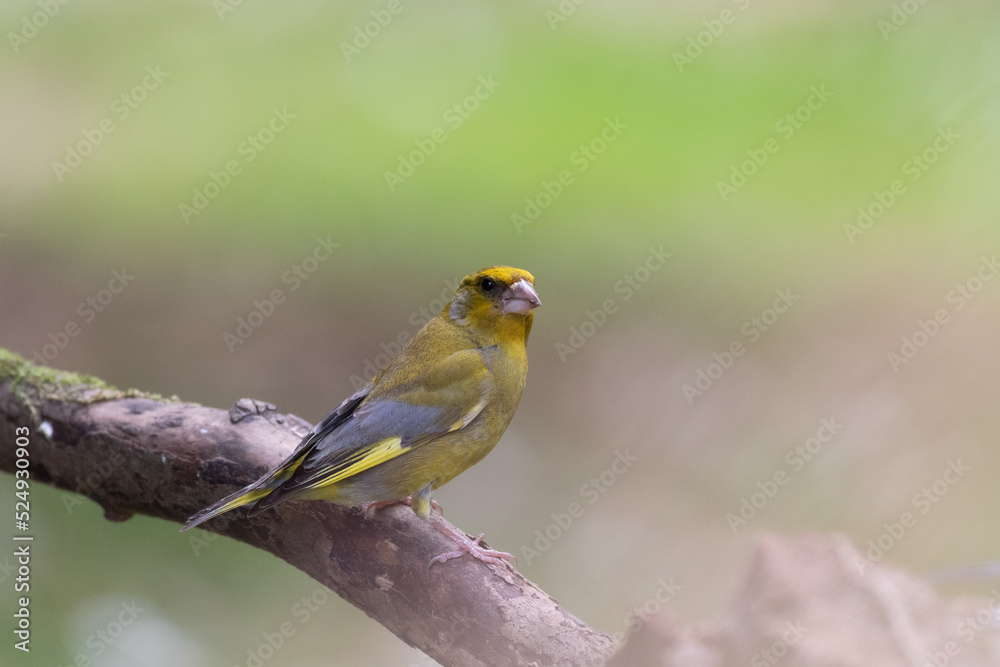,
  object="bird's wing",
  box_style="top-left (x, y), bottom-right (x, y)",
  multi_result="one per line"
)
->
top-left (180, 384), bottom-right (373, 530)
top-left (249, 349), bottom-right (489, 510)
